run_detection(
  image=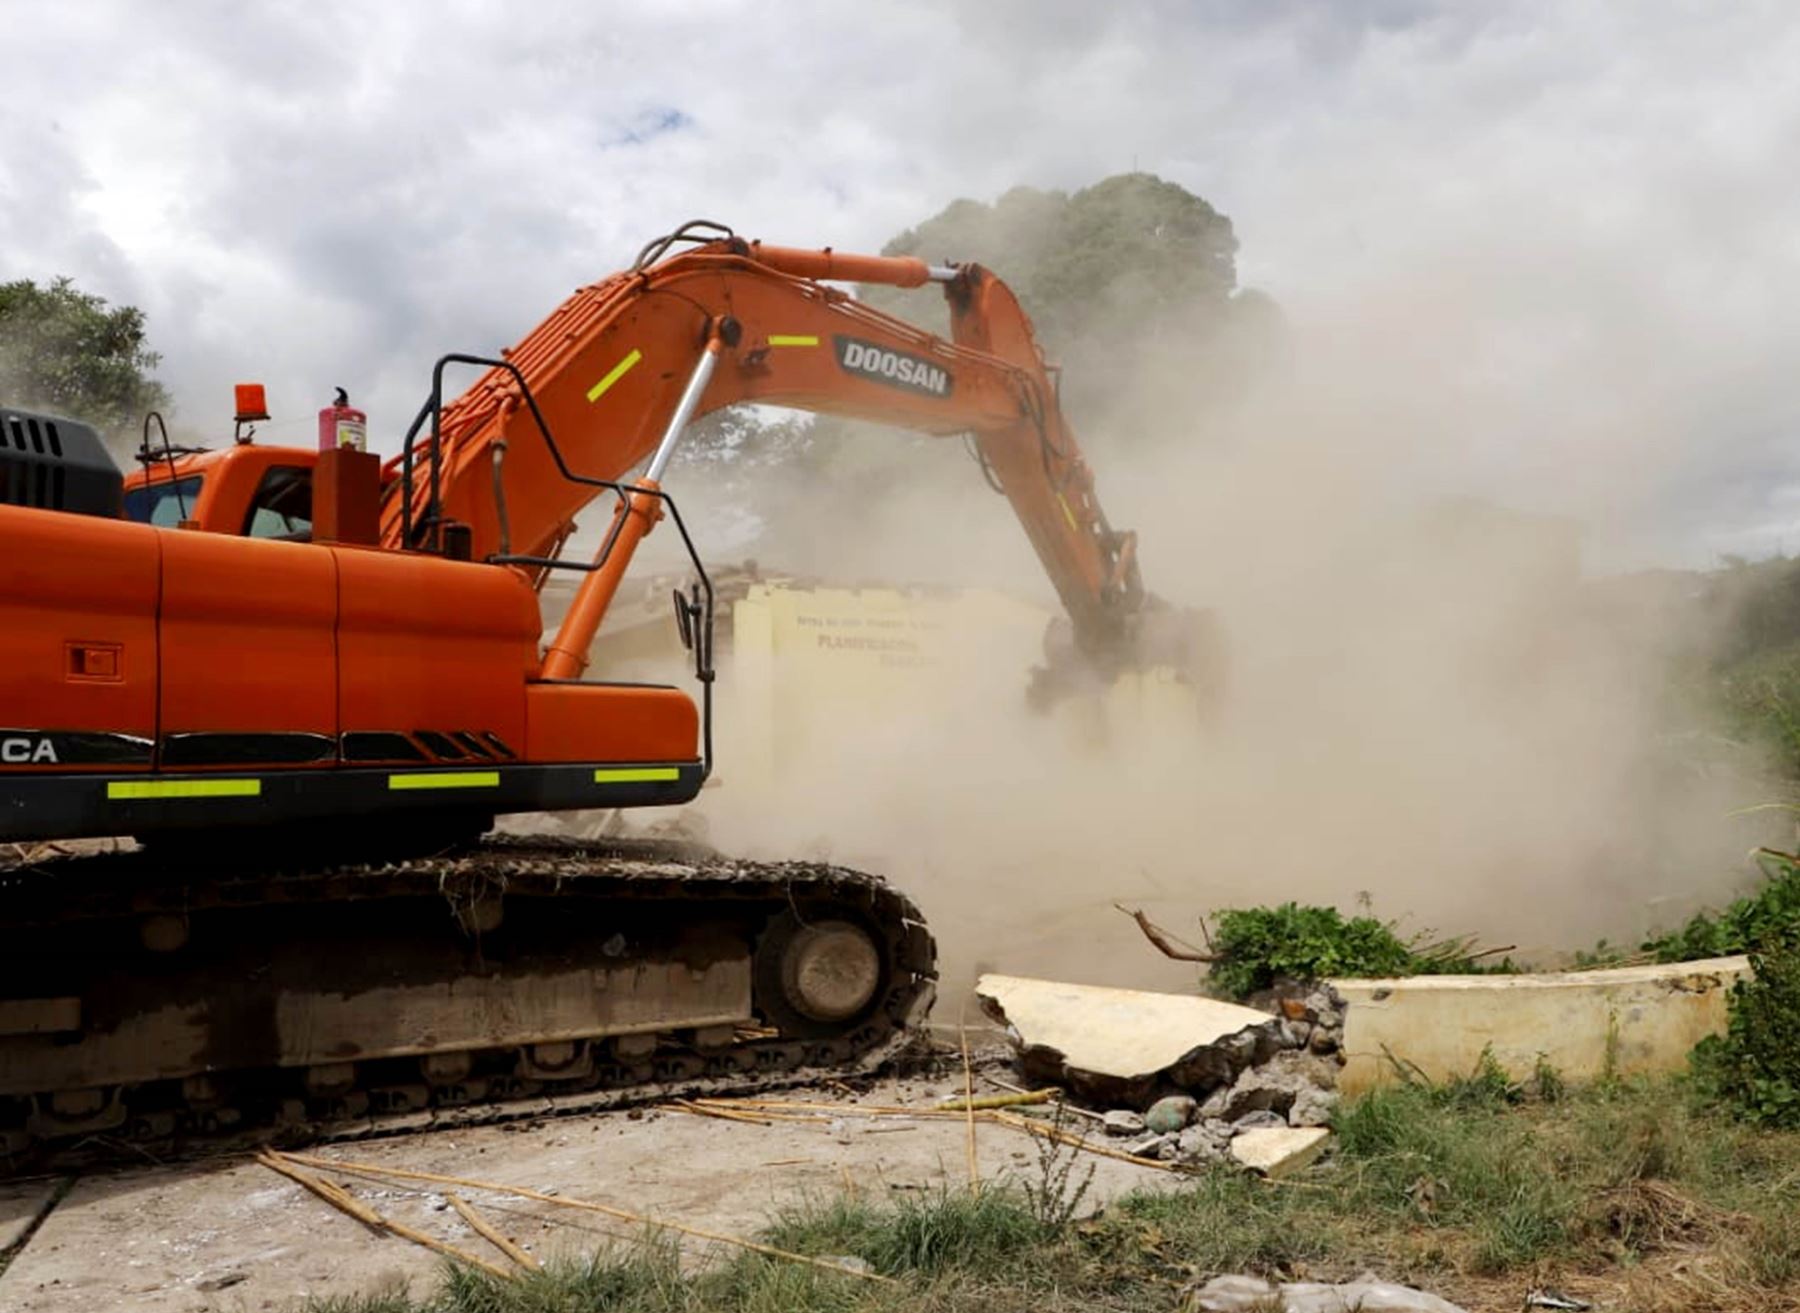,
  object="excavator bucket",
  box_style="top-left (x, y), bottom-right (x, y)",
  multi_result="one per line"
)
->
top-left (1028, 602), bottom-right (1228, 716)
